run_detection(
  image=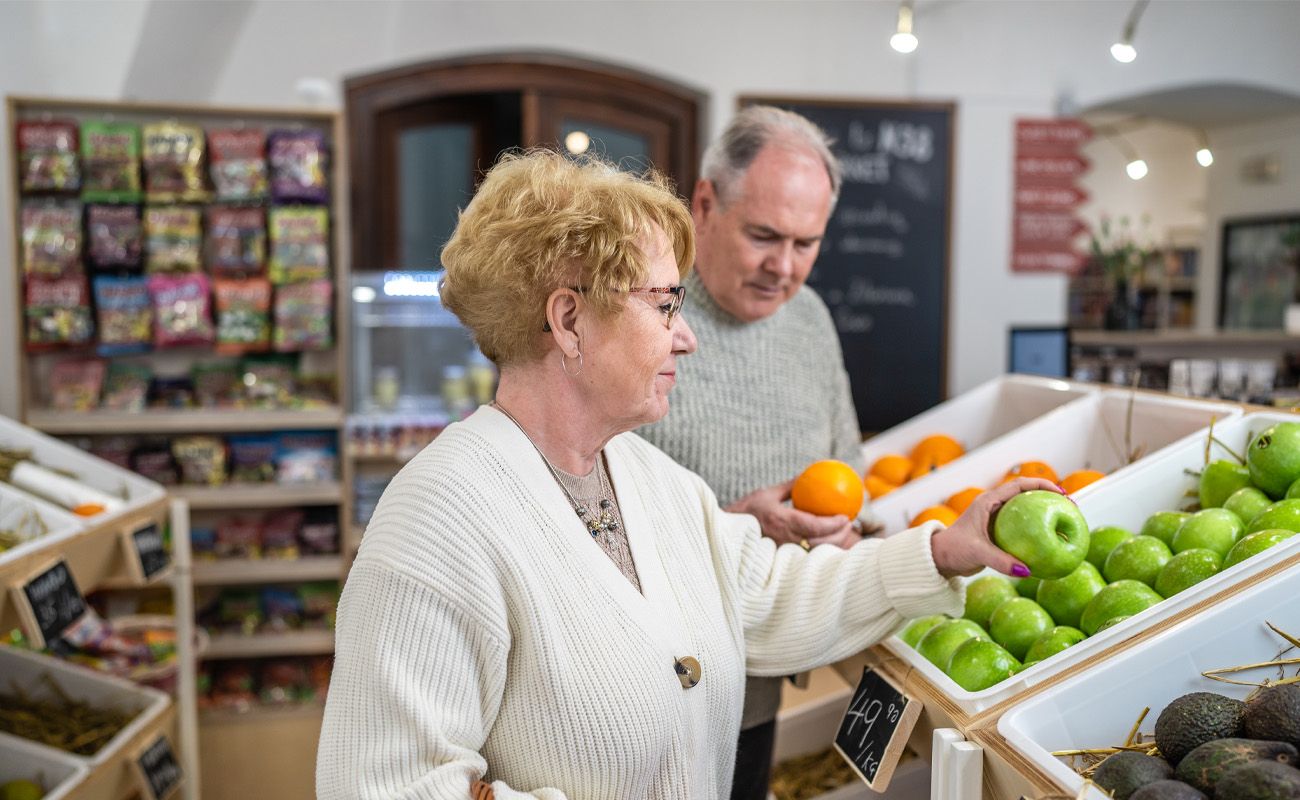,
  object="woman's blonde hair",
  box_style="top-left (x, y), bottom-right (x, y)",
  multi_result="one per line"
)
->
top-left (440, 149), bottom-right (695, 366)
